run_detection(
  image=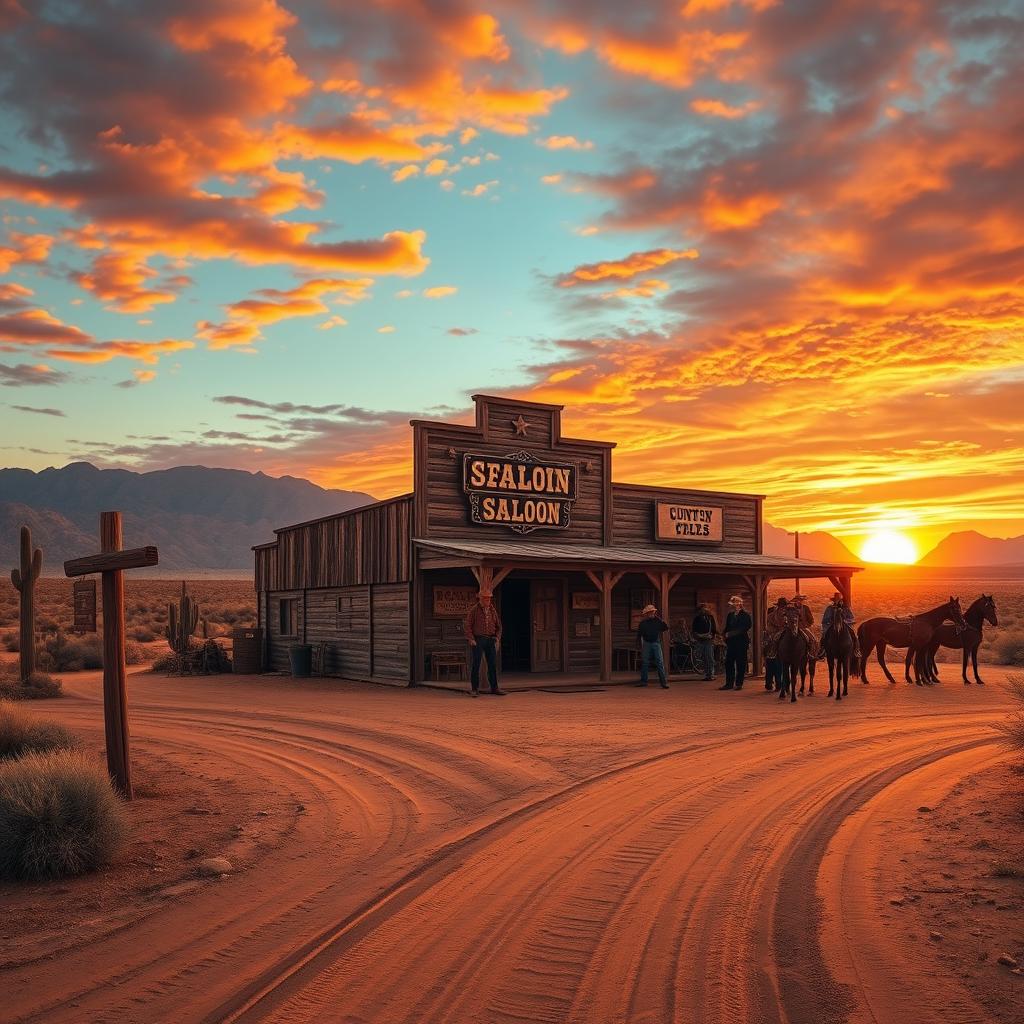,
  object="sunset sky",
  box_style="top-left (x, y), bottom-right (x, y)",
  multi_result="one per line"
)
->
top-left (1, 0), bottom-right (1021, 555)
